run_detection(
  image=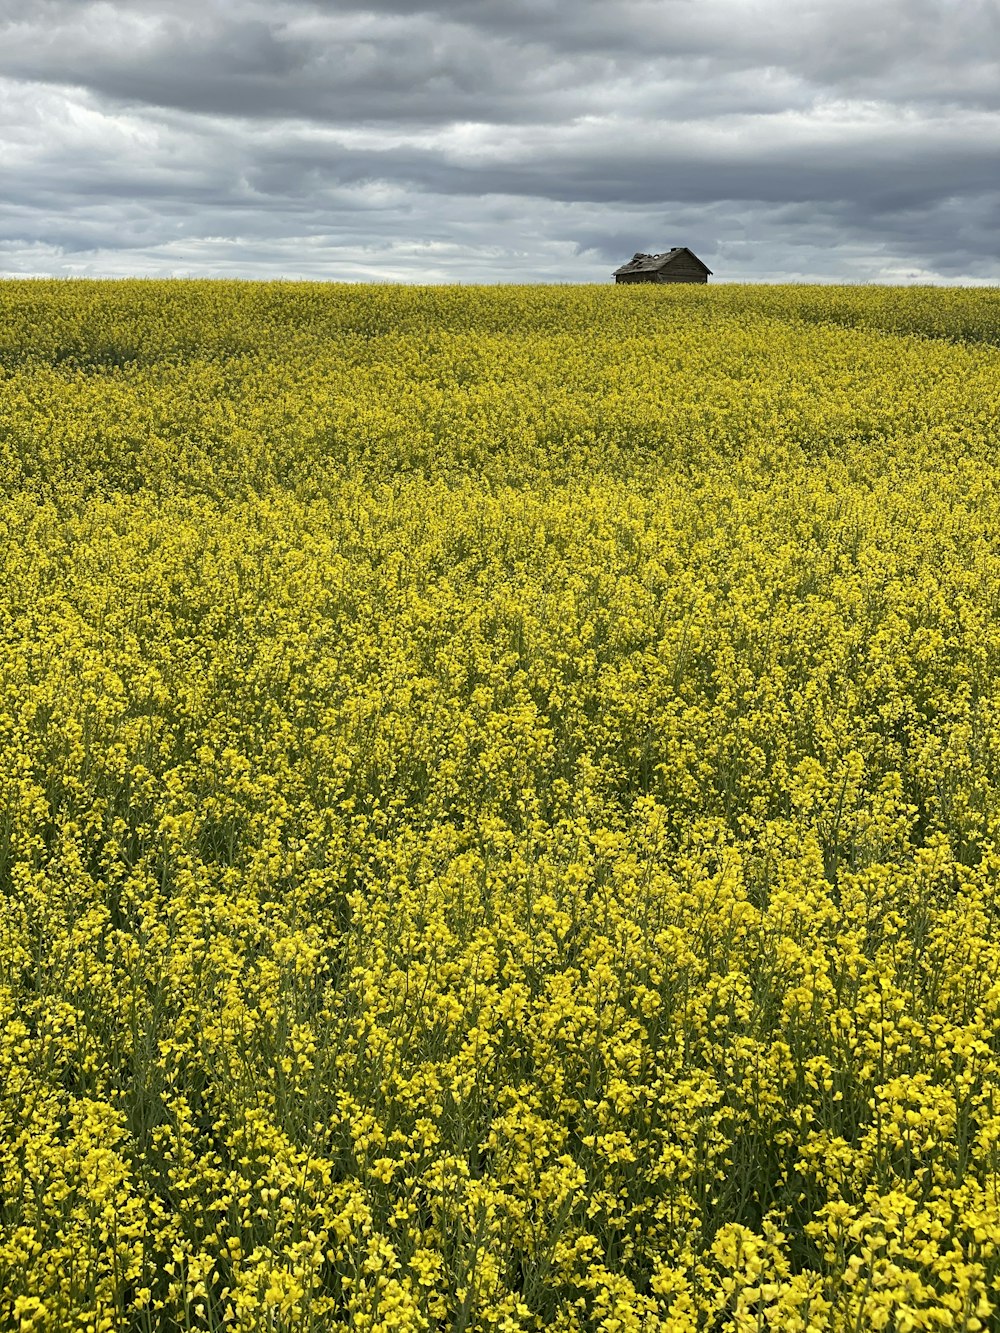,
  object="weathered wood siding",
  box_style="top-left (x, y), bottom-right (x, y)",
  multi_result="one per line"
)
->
top-left (656, 271), bottom-right (708, 284)
top-left (657, 255), bottom-right (708, 283)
